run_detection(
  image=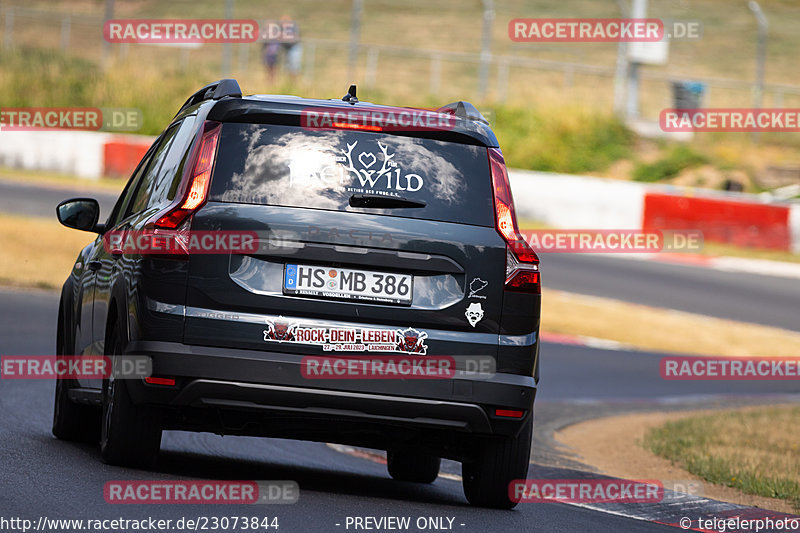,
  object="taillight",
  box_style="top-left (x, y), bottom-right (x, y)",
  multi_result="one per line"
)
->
top-left (488, 147), bottom-right (540, 293)
top-left (138, 121), bottom-right (222, 258)
top-left (153, 120), bottom-right (222, 230)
